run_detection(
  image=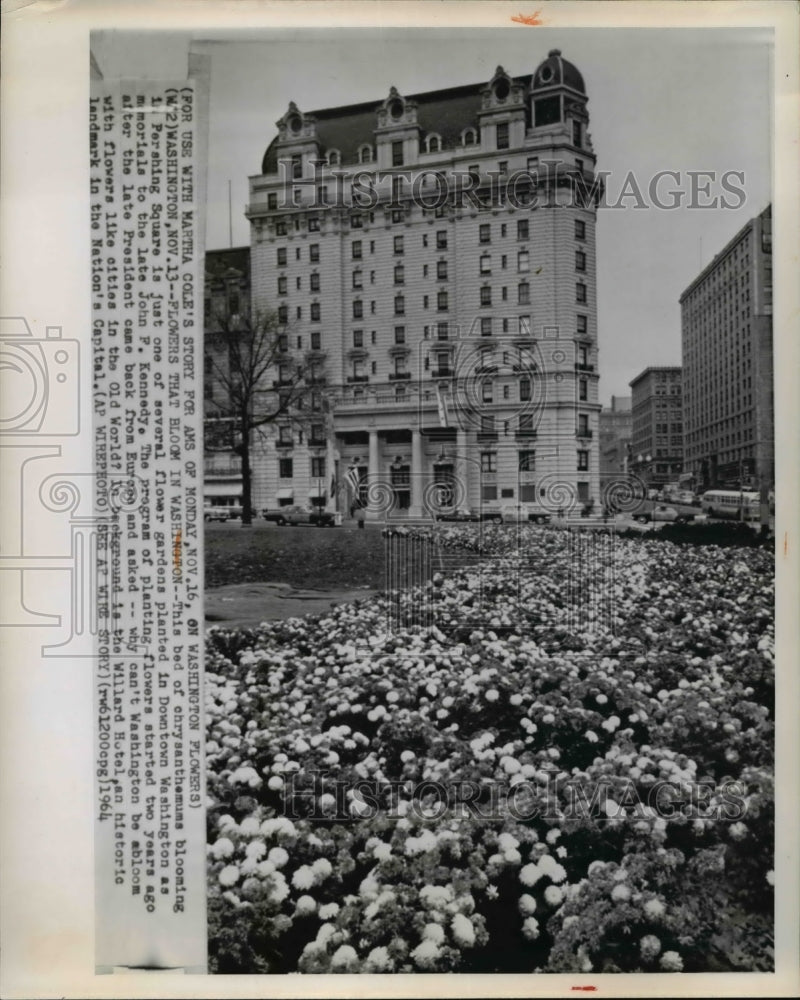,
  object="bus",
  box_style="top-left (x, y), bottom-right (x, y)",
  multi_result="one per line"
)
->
top-left (700, 490), bottom-right (761, 521)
